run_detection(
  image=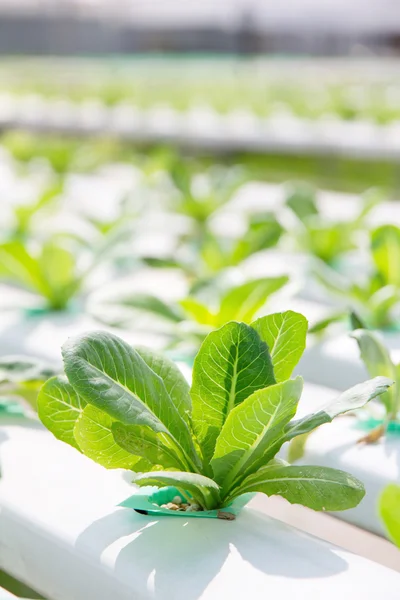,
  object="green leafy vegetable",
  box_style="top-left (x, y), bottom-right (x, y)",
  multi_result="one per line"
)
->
top-left (12, 180), bottom-right (63, 238)
top-left (218, 278), bottom-right (287, 324)
top-left (313, 225), bottom-right (400, 331)
top-left (38, 311), bottom-right (392, 514)
top-left (285, 182), bottom-right (318, 220)
top-left (191, 321), bottom-right (276, 465)
top-left (252, 310), bottom-right (307, 382)
top-left (287, 366), bottom-right (395, 457)
top-left (227, 464), bottom-right (364, 511)
top-left (211, 378), bottom-right (303, 491)
top-left (169, 162), bottom-right (245, 227)
top-left (0, 227), bottom-right (126, 312)
top-left (285, 183), bottom-right (379, 265)
top-left (62, 331), bottom-right (200, 470)
top-left (350, 328), bottom-right (400, 440)
top-left (76, 406), bottom-right (153, 470)
top-left (379, 484), bottom-right (400, 547)
top-left (38, 376), bottom-right (84, 449)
